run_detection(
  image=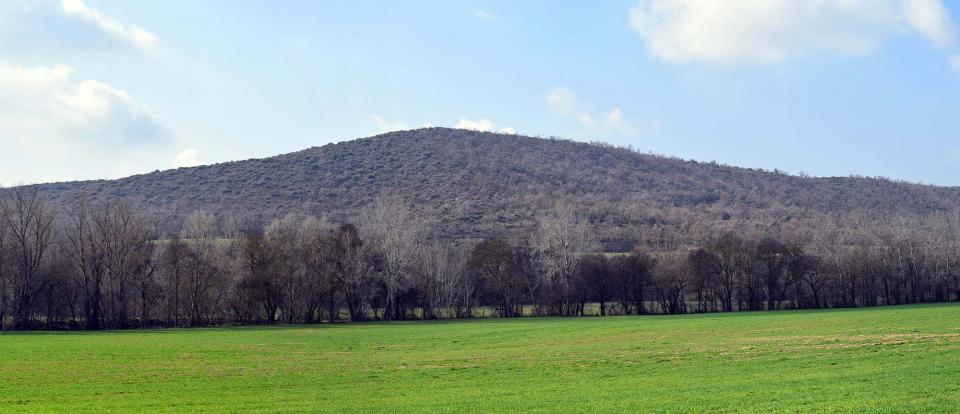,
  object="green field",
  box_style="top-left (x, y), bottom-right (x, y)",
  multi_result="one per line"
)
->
top-left (1, 304), bottom-right (959, 413)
